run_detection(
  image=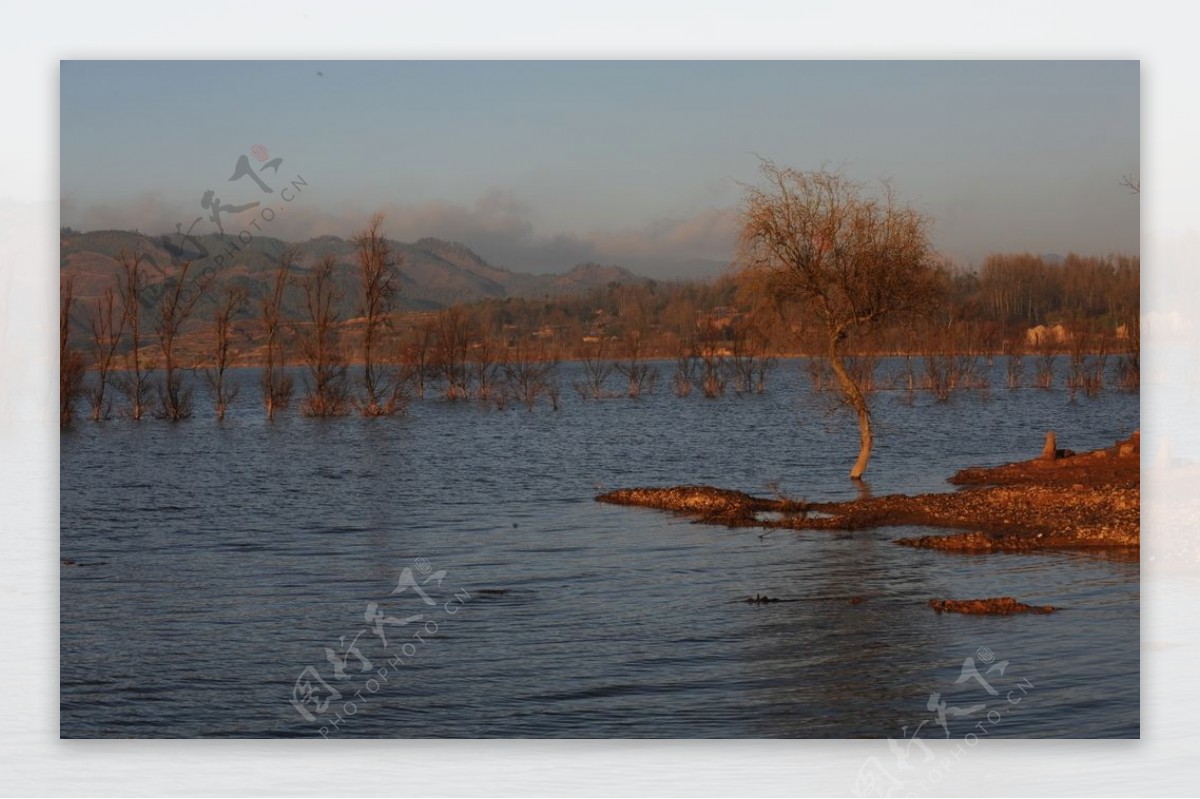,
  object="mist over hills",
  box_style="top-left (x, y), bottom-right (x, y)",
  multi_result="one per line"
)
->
top-left (59, 228), bottom-right (651, 312)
